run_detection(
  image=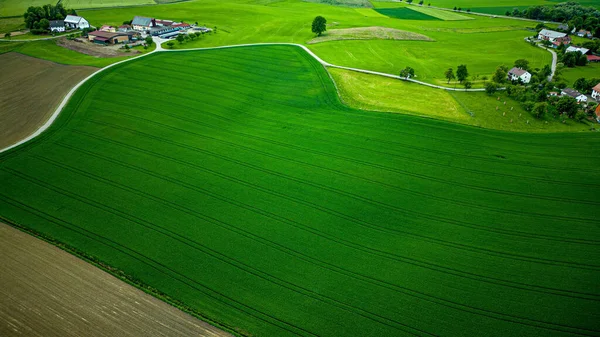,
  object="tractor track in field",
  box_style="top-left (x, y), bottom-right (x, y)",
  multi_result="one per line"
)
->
top-left (58, 125), bottom-right (600, 271)
top-left (29, 143), bottom-right (600, 301)
top-left (2, 170), bottom-right (599, 336)
top-left (86, 103), bottom-right (600, 230)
